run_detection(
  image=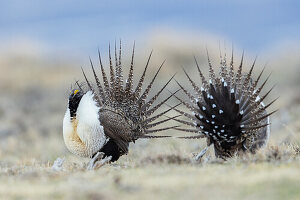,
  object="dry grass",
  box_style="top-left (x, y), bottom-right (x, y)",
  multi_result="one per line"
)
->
top-left (0, 39), bottom-right (300, 199)
top-left (1, 141), bottom-right (300, 200)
